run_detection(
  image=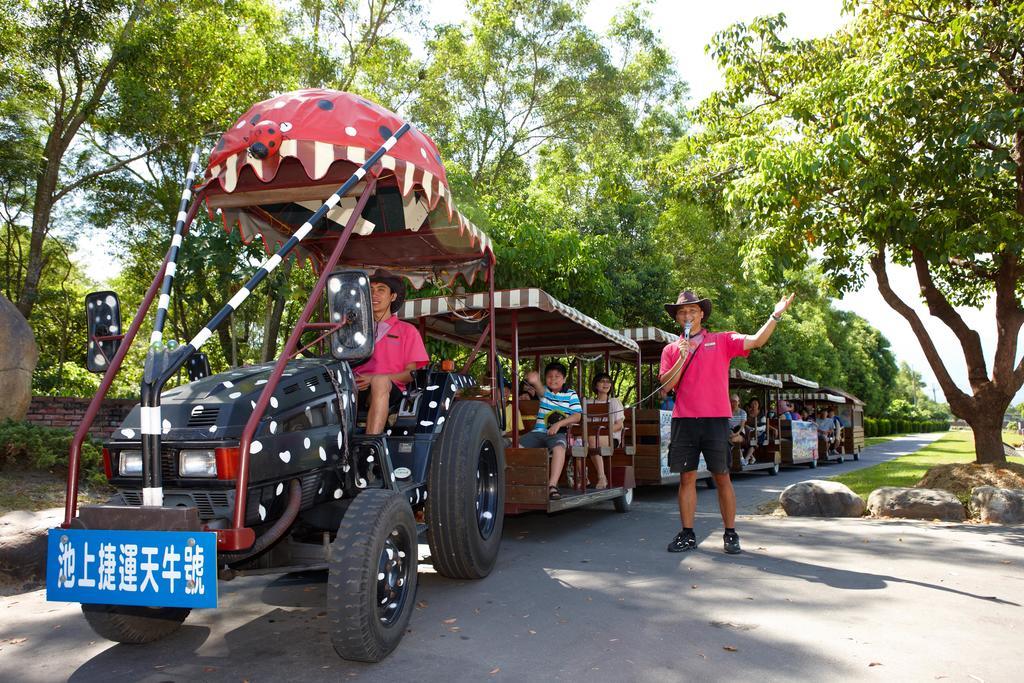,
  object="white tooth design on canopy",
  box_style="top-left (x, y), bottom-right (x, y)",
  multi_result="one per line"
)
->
top-left (313, 140), bottom-right (334, 178)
